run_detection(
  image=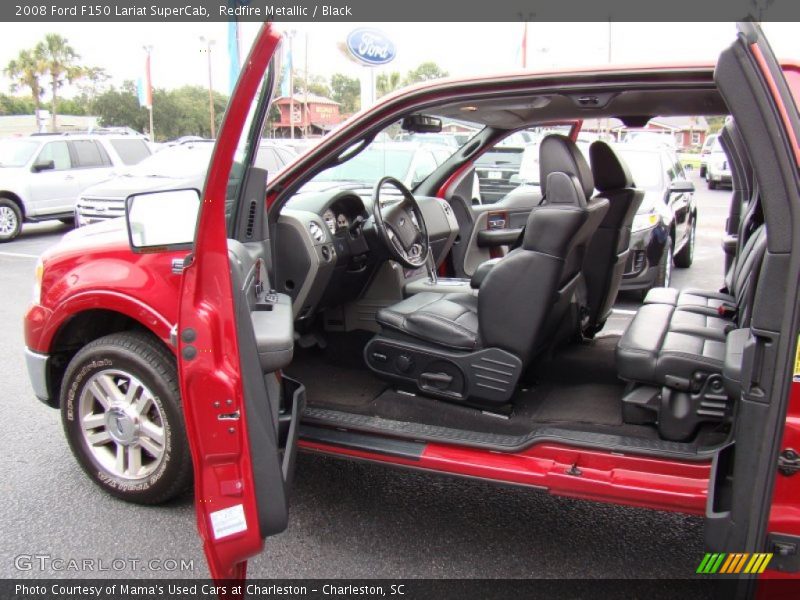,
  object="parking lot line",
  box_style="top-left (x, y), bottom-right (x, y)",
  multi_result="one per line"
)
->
top-left (0, 251), bottom-right (39, 259)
